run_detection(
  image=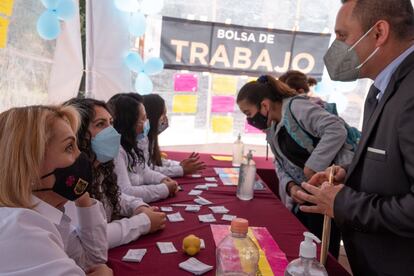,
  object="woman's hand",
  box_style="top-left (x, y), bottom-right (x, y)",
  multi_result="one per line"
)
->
top-left (140, 207), bottom-right (167, 233)
top-left (86, 264), bottom-right (113, 276)
top-left (287, 182), bottom-right (306, 204)
top-left (162, 178), bottom-right (178, 196)
top-left (180, 152), bottom-right (206, 175)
